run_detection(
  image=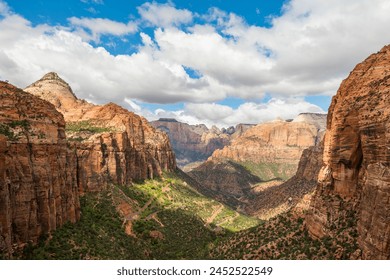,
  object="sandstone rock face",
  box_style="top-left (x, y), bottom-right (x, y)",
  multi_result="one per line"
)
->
top-left (188, 160), bottom-right (261, 209)
top-left (306, 45), bottom-right (390, 259)
top-left (187, 114), bottom-right (326, 213)
top-left (246, 143), bottom-right (324, 219)
top-left (0, 82), bottom-right (80, 257)
top-left (25, 73), bottom-right (176, 193)
top-left (209, 115), bottom-right (326, 176)
top-left (150, 118), bottom-right (253, 170)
